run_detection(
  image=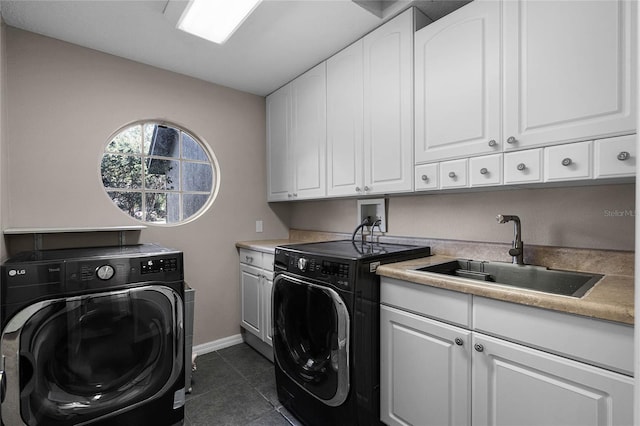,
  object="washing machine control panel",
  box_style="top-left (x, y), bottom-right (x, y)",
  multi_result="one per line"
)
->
top-left (277, 251), bottom-right (352, 289)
